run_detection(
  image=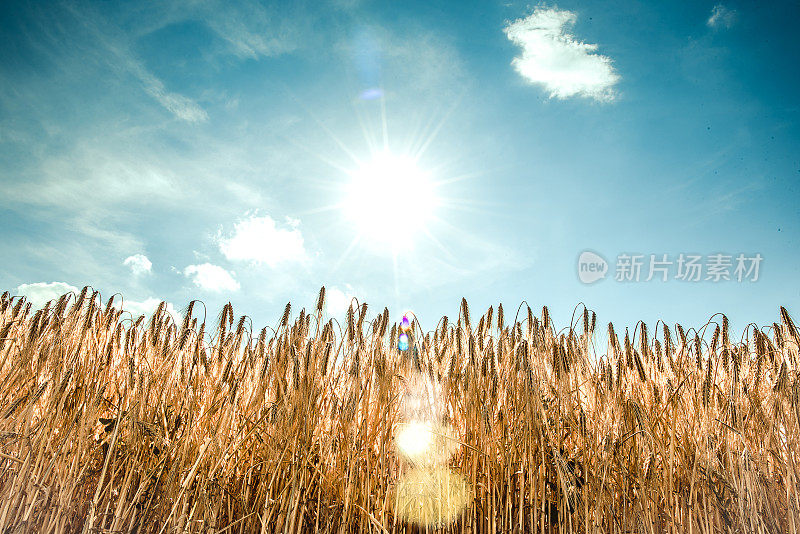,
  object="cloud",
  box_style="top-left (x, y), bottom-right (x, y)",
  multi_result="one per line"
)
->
top-left (184, 263), bottom-right (240, 292)
top-left (126, 58), bottom-right (208, 122)
top-left (197, 0), bottom-right (302, 59)
top-left (15, 281), bottom-right (80, 309)
top-left (60, 3), bottom-right (208, 122)
top-left (13, 282), bottom-right (179, 322)
top-left (218, 213), bottom-right (308, 267)
top-left (9, 148), bottom-right (183, 211)
top-left (326, 285), bottom-right (359, 318)
top-left (707, 5), bottom-right (737, 29)
top-left (122, 297), bottom-right (179, 321)
top-left (123, 254), bottom-right (152, 276)
top-left (504, 8), bottom-right (620, 101)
